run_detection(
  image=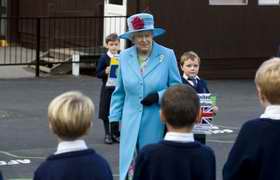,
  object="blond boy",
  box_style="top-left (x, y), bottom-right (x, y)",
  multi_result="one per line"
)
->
top-left (223, 58), bottom-right (280, 180)
top-left (34, 91), bottom-right (113, 180)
